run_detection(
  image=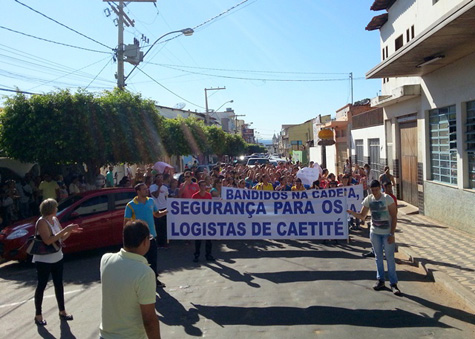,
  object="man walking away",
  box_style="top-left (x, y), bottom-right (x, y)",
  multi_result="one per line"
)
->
top-left (100, 220), bottom-right (161, 338)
